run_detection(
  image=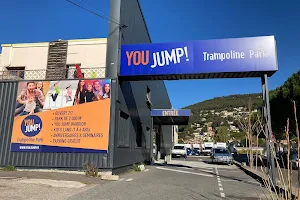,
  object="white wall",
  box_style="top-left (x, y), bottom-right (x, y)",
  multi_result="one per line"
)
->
top-left (173, 125), bottom-right (178, 144)
top-left (1, 43), bottom-right (49, 71)
top-left (1, 38), bottom-right (107, 79)
top-left (67, 39), bottom-right (107, 69)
